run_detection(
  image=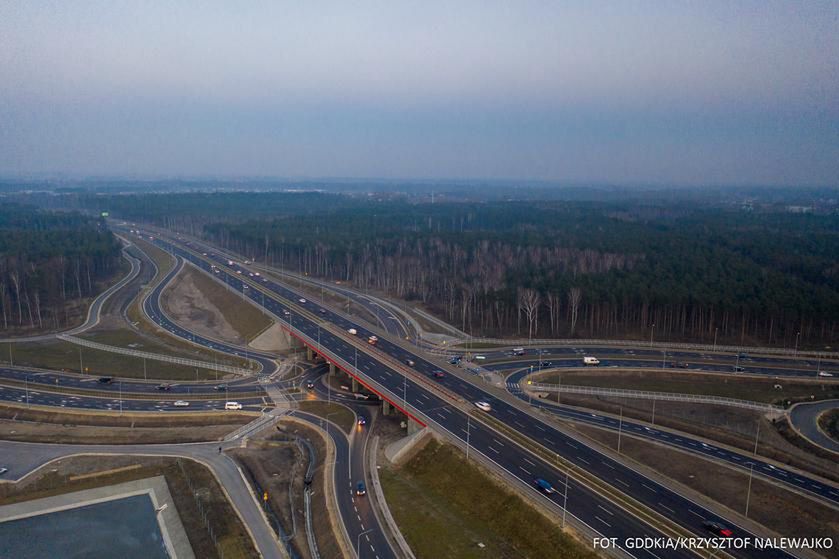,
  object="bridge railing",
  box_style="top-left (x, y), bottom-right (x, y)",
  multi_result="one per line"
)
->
top-left (57, 334), bottom-right (253, 375)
